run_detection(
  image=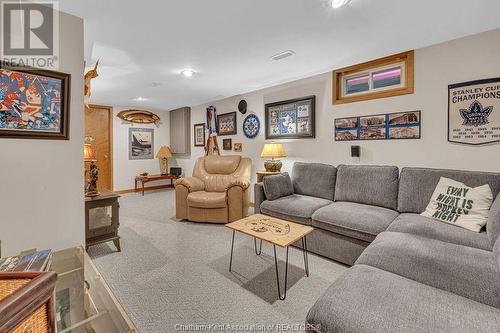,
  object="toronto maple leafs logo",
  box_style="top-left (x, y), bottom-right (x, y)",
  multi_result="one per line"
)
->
top-left (459, 100), bottom-right (493, 127)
